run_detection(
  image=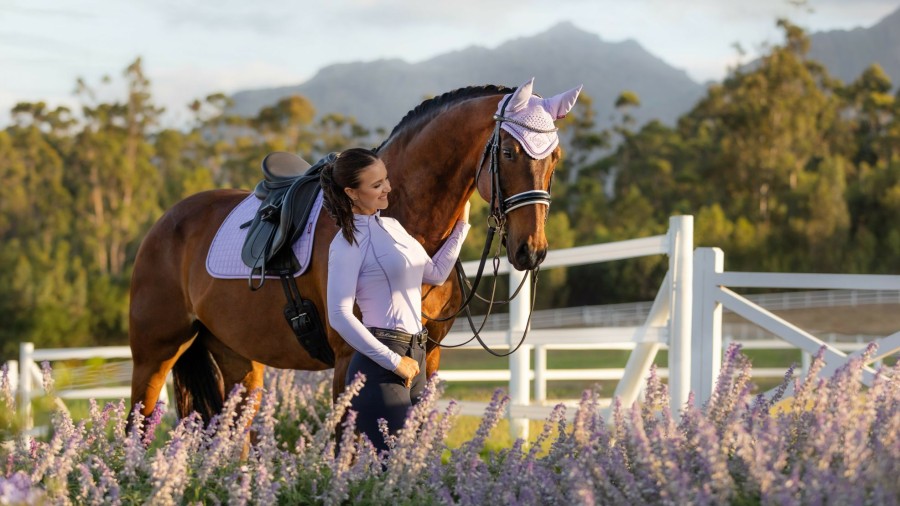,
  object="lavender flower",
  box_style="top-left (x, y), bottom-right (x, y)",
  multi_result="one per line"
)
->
top-left (1, 363), bottom-right (15, 413)
top-left (324, 409), bottom-right (359, 505)
top-left (225, 465), bottom-right (253, 506)
top-left (3, 342), bottom-right (896, 504)
top-left (120, 403), bottom-right (147, 480)
top-left (39, 361), bottom-right (53, 394)
top-left (445, 389), bottom-right (509, 505)
top-left (75, 455), bottom-right (121, 506)
top-left (0, 471), bottom-right (45, 505)
top-left (148, 412), bottom-right (203, 504)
